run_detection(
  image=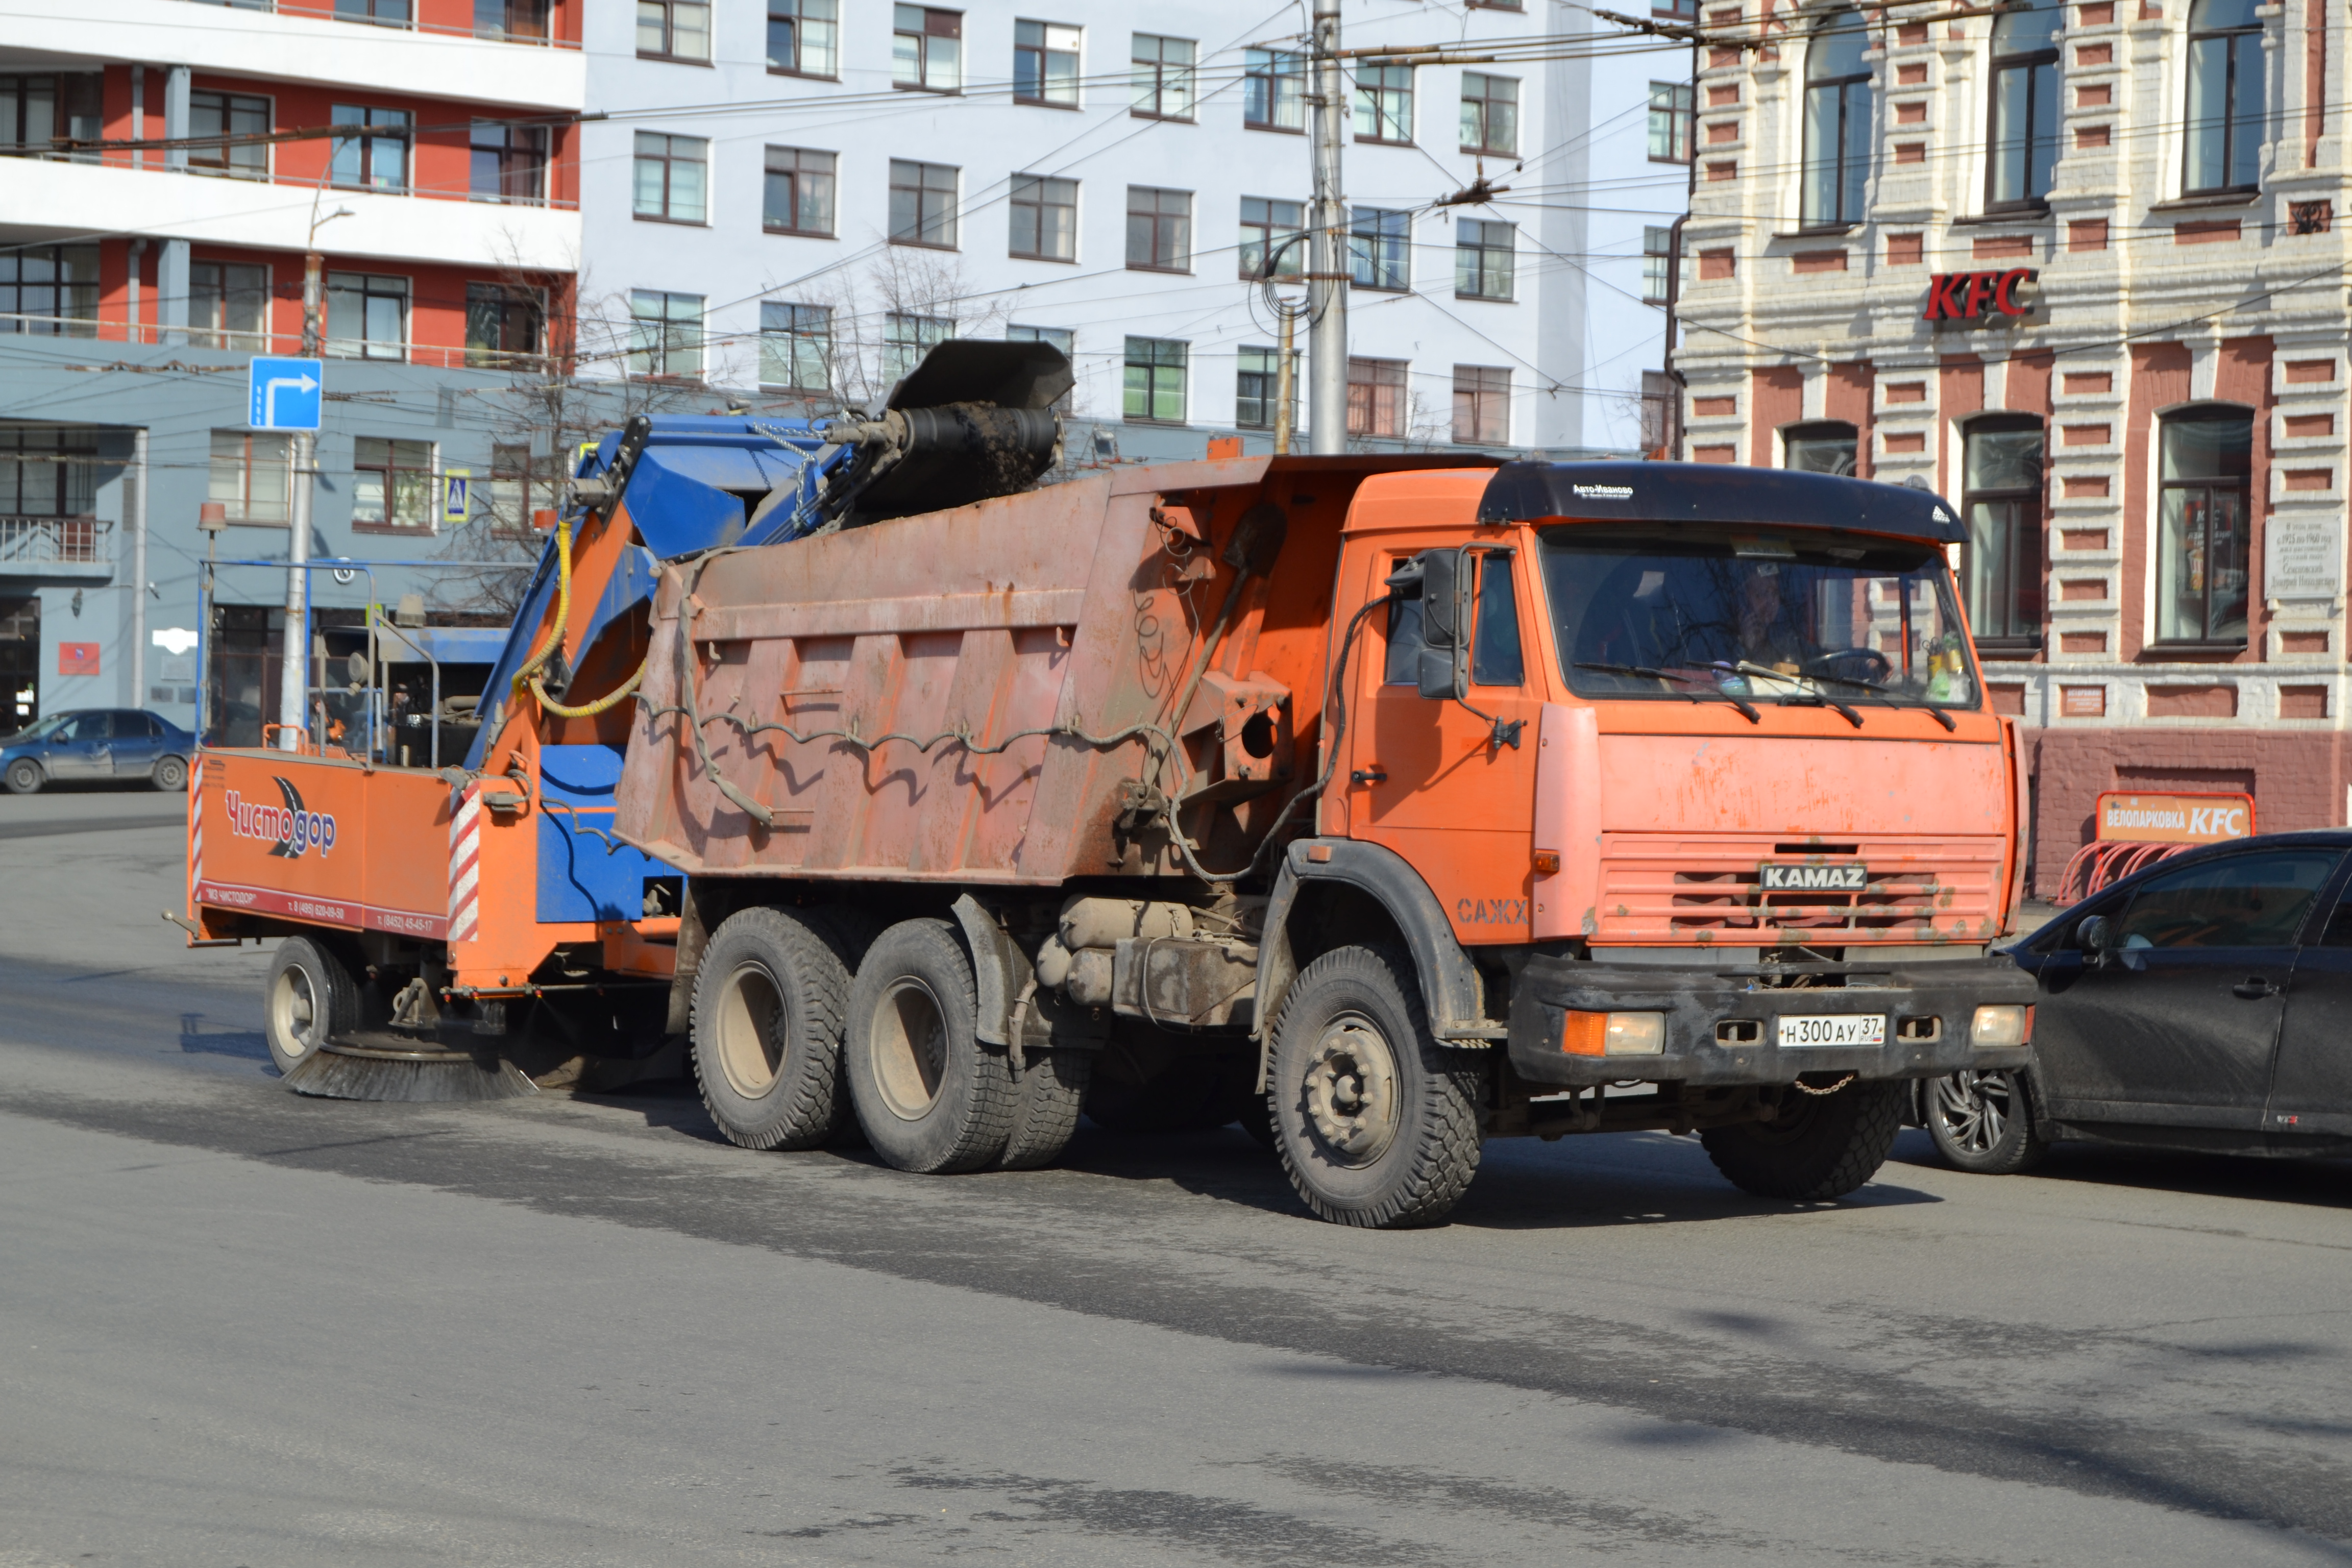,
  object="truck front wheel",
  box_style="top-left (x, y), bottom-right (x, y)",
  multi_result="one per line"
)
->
top-left (1701, 1078), bottom-right (1906, 1200)
top-left (1268, 944), bottom-right (1482, 1229)
top-left (690, 906), bottom-right (853, 1151)
top-left (264, 936), bottom-right (359, 1077)
top-left (845, 919), bottom-right (1014, 1174)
